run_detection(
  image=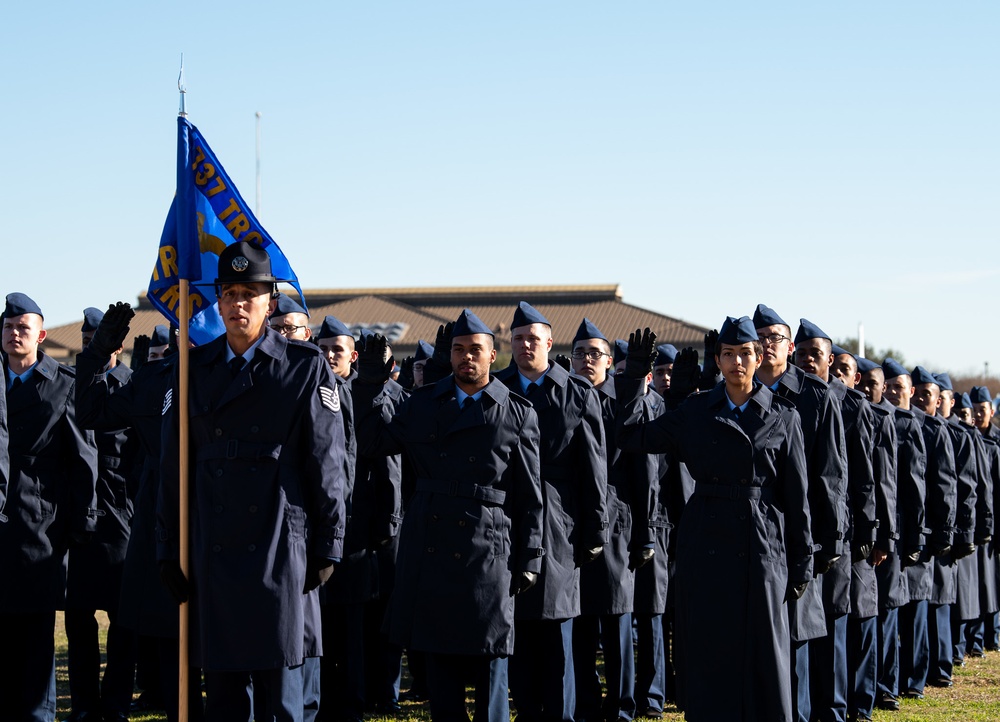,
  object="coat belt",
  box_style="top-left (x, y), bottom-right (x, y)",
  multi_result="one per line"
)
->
top-left (197, 440), bottom-right (282, 461)
top-left (695, 483), bottom-right (773, 501)
top-left (416, 478), bottom-right (506, 506)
